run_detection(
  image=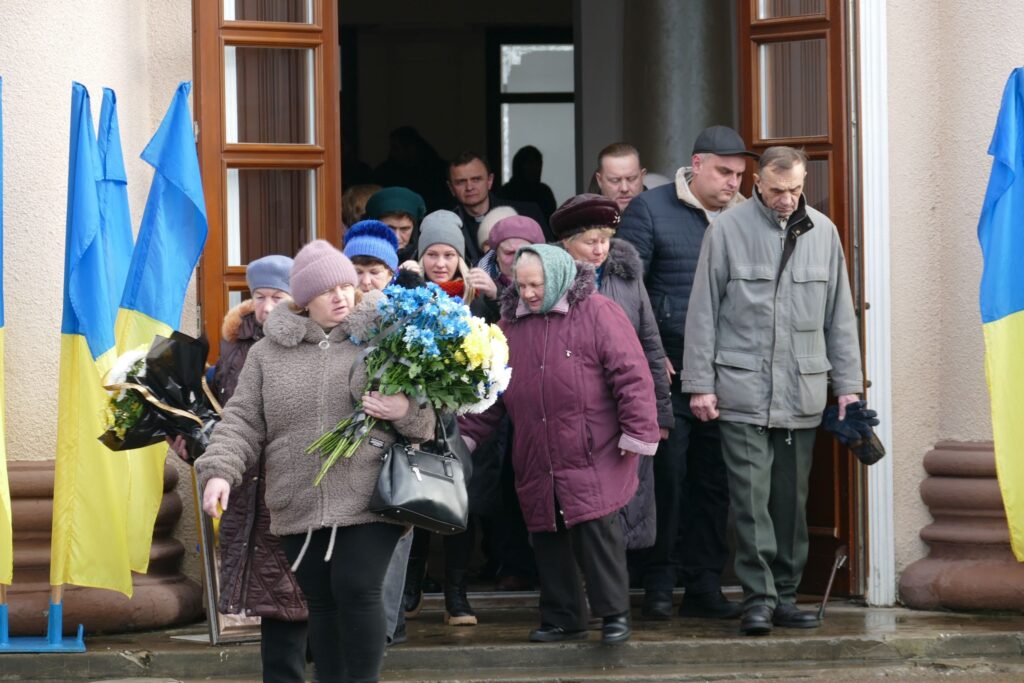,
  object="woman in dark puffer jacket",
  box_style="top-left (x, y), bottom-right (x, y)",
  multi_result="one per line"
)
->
top-left (208, 255), bottom-right (309, 683)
